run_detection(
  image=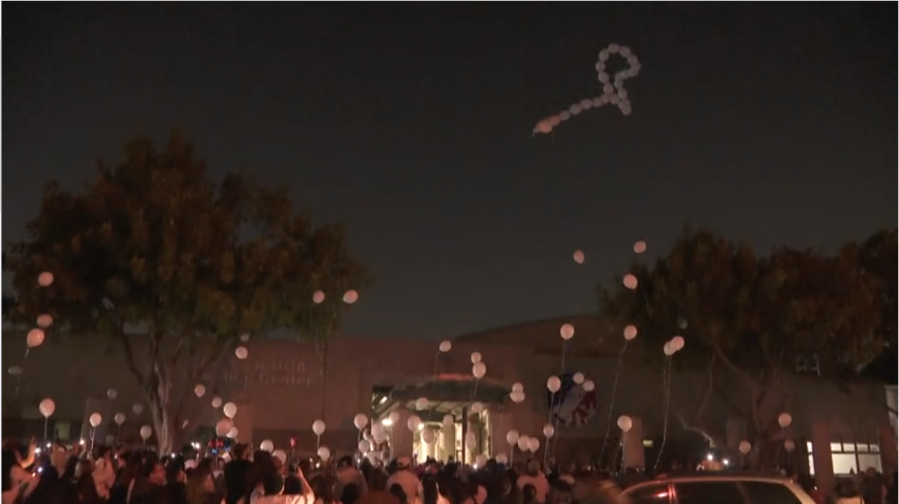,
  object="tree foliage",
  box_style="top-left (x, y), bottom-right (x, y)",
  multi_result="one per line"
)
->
top-left (598, 226), bottom-right (890, 444)
top-left (3, 130), bottom-right (370, 451)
